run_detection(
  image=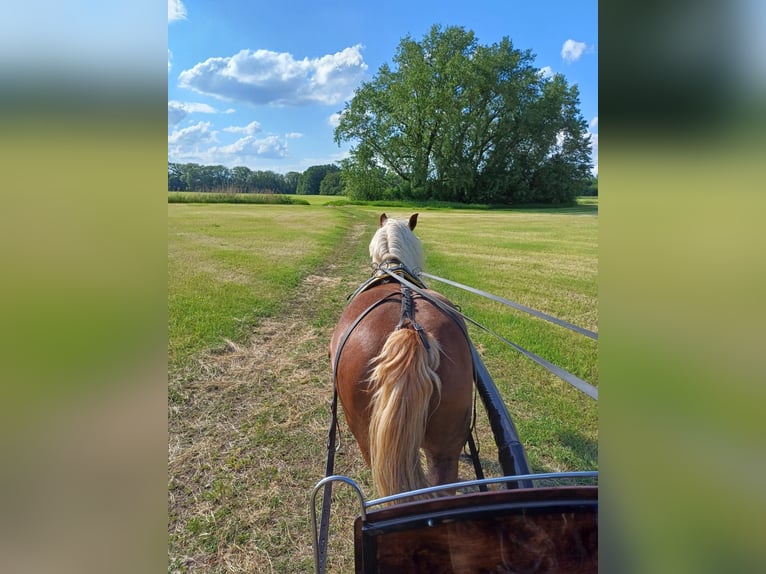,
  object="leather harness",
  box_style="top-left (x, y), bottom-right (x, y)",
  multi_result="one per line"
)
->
top-left (327, 259), bottom-right (484, 479)
top-left (316, 261), bottom-right (486, 572)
